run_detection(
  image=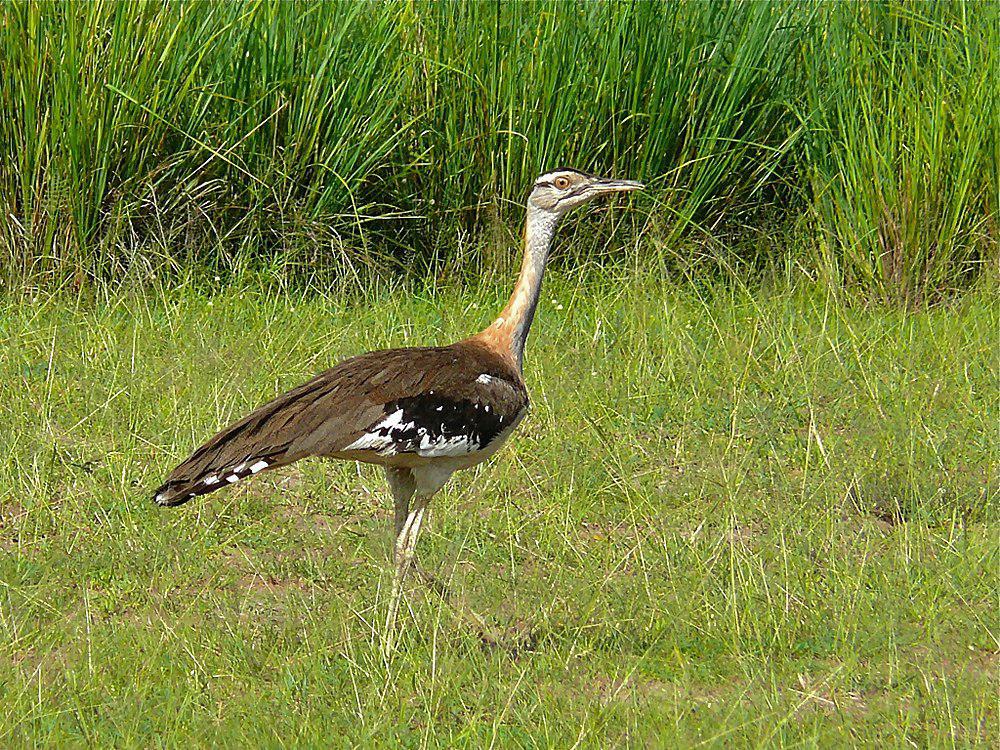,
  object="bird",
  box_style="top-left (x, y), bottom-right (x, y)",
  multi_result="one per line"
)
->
top-left (153, 167), bottom-right (643, 649)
